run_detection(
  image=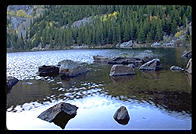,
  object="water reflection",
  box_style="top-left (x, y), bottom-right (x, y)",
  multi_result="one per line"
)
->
top-left (51, 111), bottom-right (77, 129)
top-left (7, 65), bottom-right (192, 119)
top-left (110, 75), bottom-right (135, 83)
top-left (141, 71), bottom-right (161, 79)
top-left (140, 90), bottom-right (192, 115)
top-left (186, 73), bottom-right (192, 88)
top-left (6, 48), bottom-right (192, 130)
